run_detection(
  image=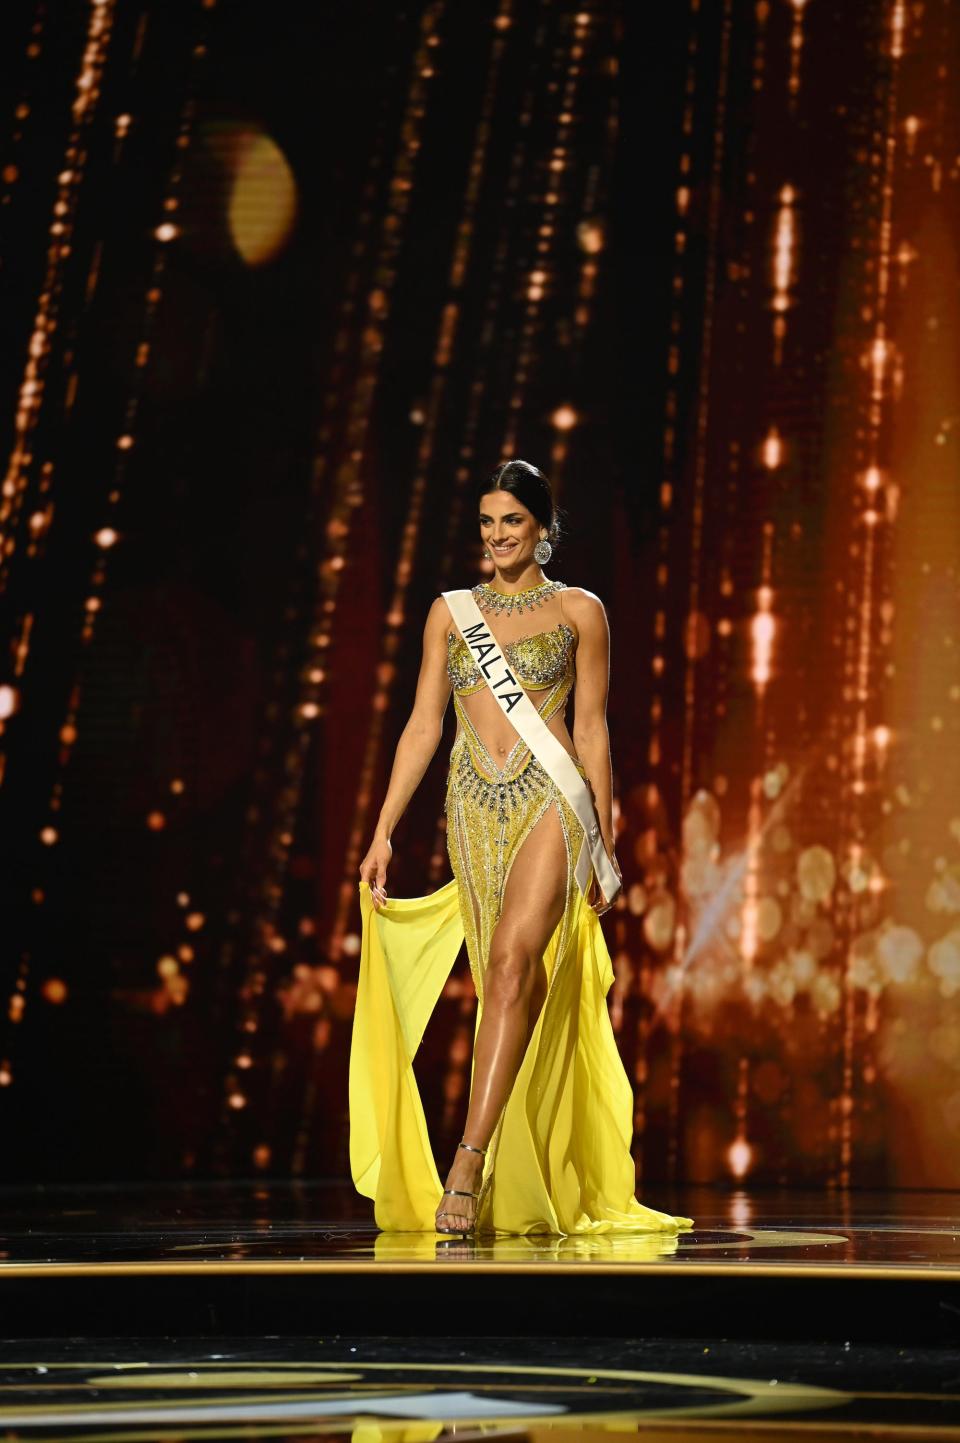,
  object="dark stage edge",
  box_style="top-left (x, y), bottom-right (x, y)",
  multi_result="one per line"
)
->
top-left (1, 1182), bottom-right (959, 1344)
top-left (1, 1335), bottom-right (959, 1437)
